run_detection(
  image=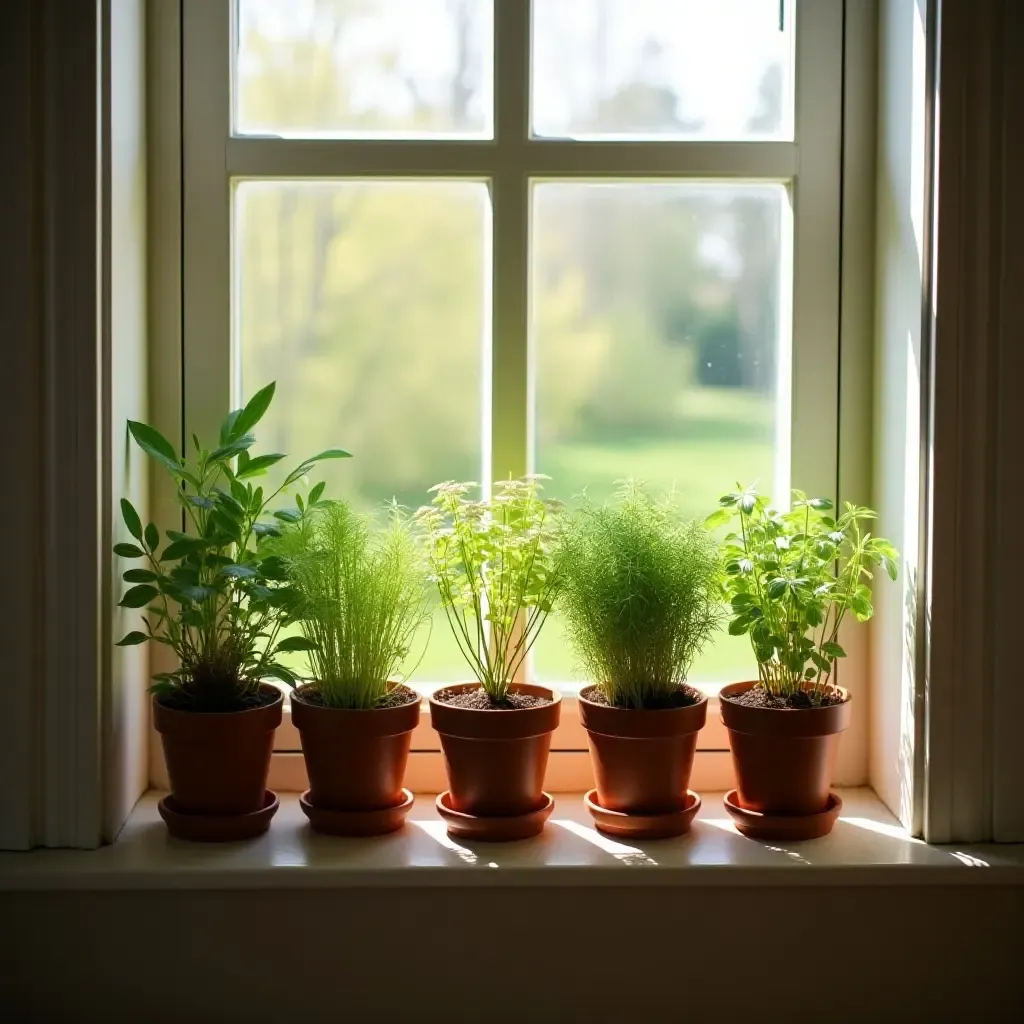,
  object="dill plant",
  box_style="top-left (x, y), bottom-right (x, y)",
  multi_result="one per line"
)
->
top-left (283, 501), bottom-right (430, 709)
top-left (415, 478), bottom-right (563, 704)
top-left (556, 482), bottom-right (722, 710)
